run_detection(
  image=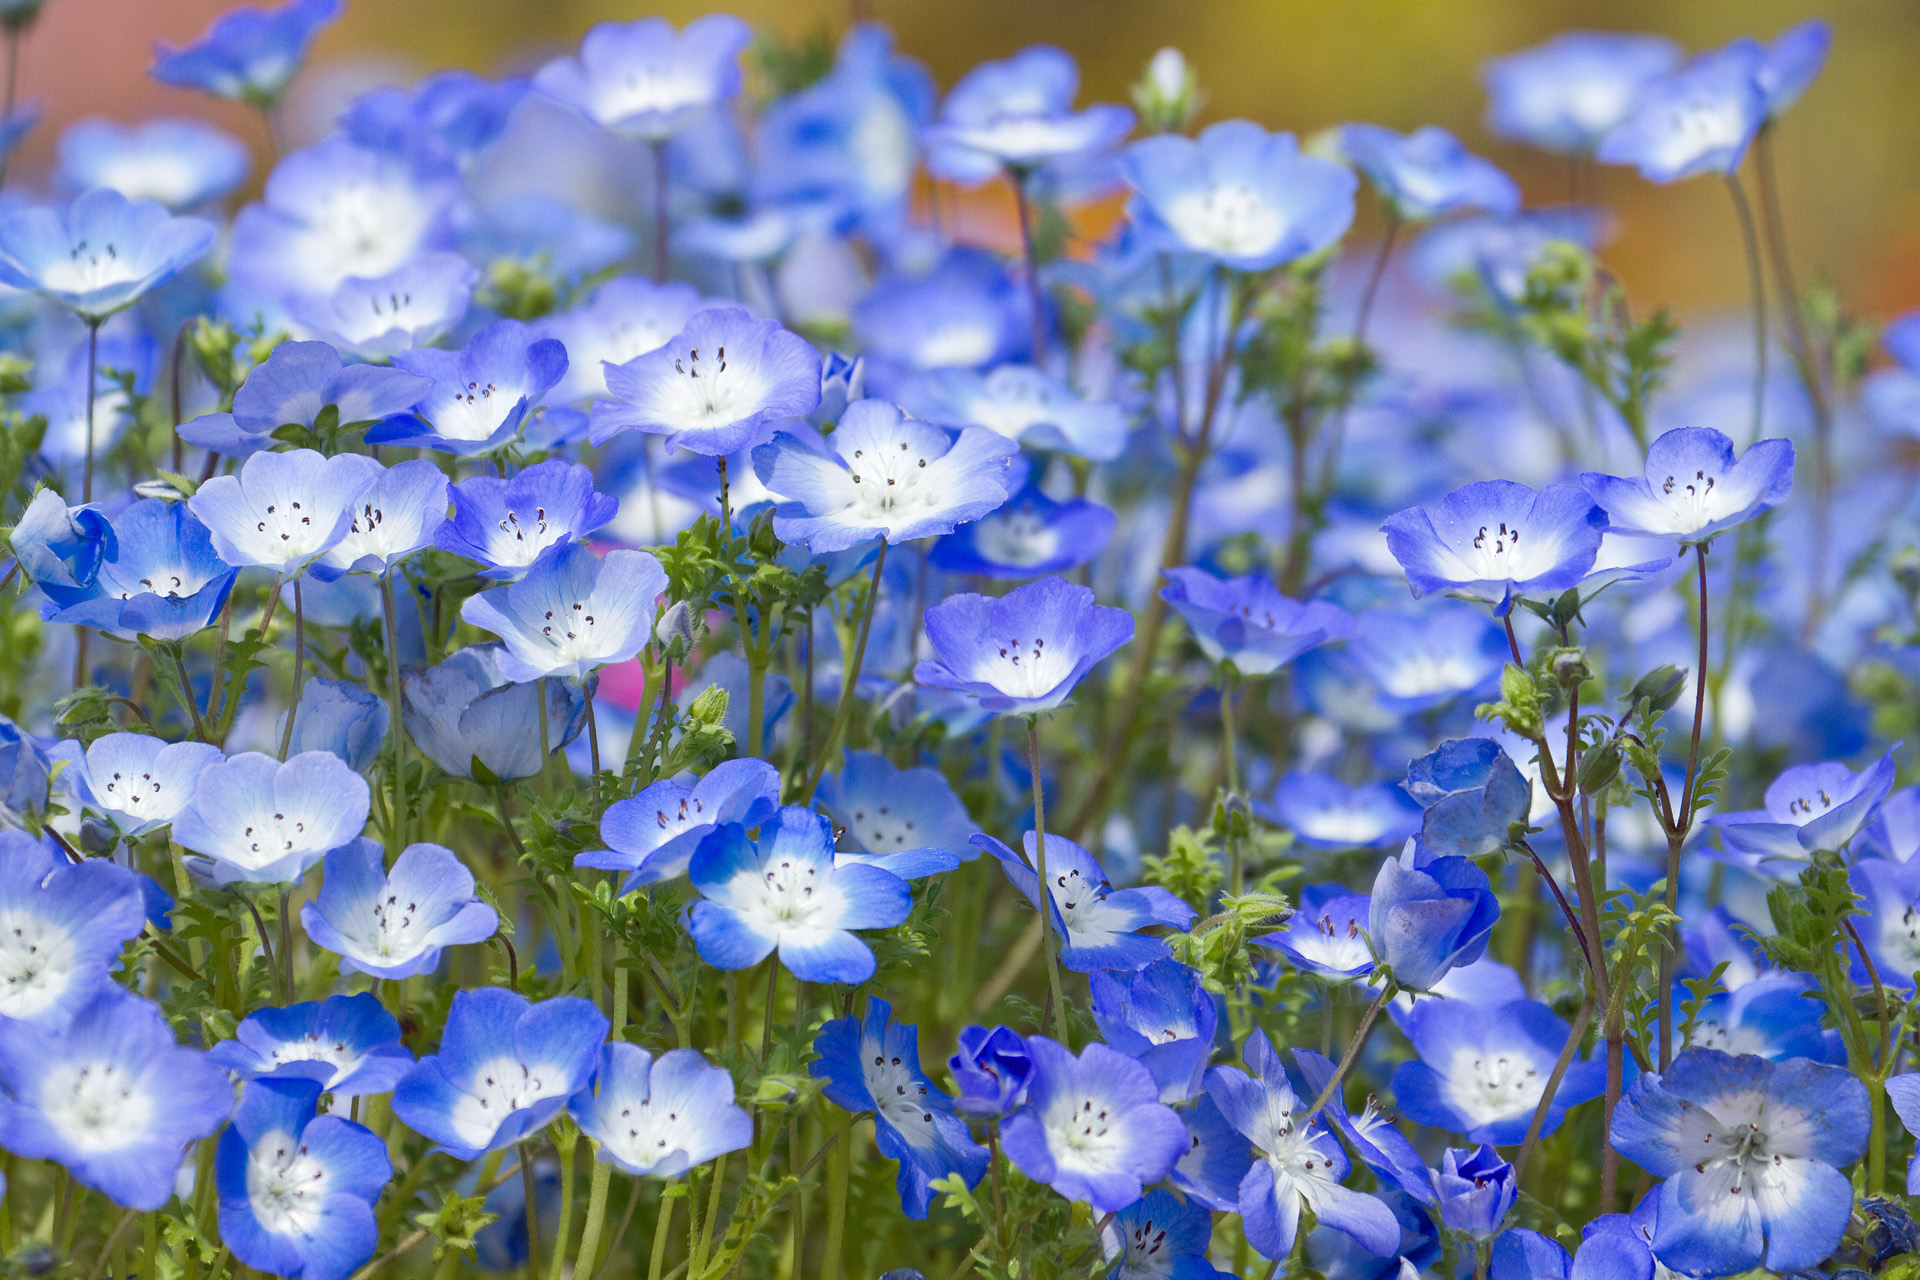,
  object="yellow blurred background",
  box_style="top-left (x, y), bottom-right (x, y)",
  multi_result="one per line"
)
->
top-left (17, 0), bottom-right (1920, 324)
